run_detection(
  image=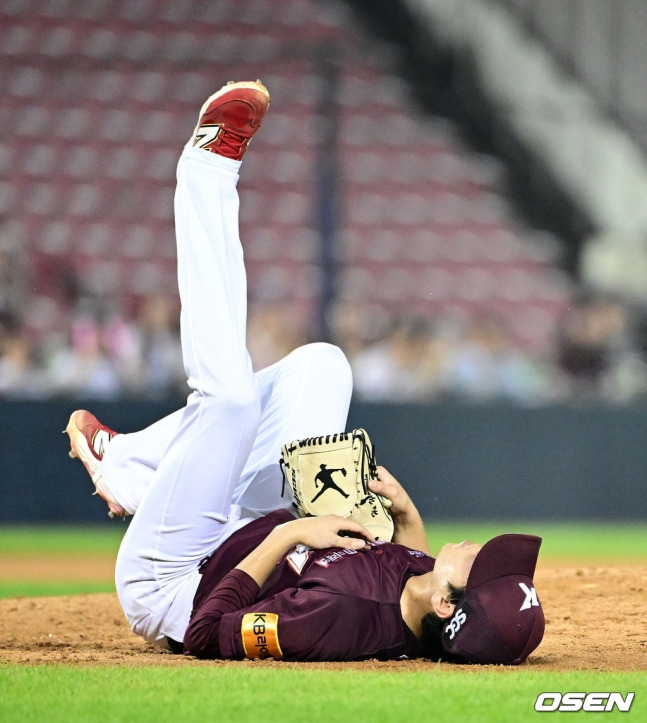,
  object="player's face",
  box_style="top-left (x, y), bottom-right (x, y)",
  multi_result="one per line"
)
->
top-left (434, 541), bottom-right (482, 590)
